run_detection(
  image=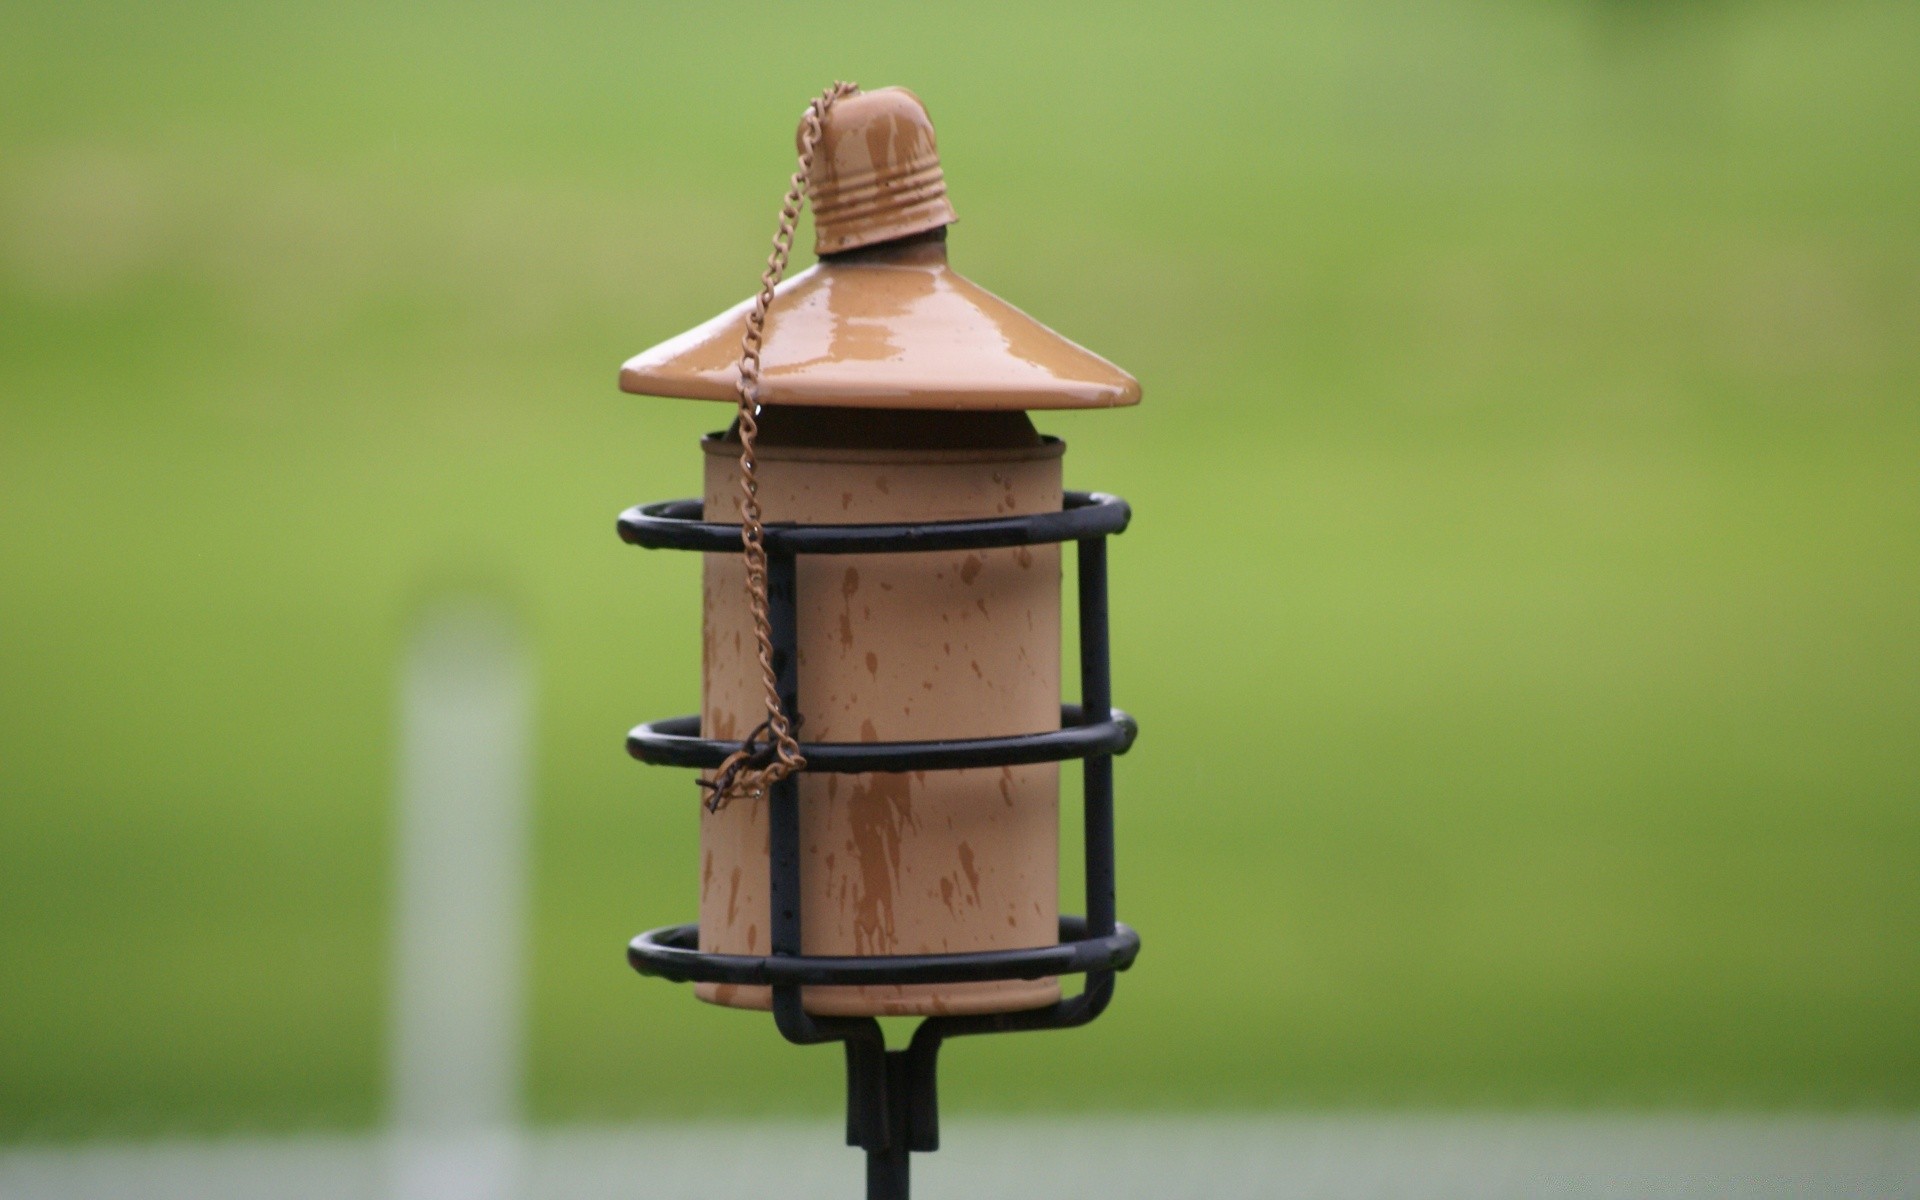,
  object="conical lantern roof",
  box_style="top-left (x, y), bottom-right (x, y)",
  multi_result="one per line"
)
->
top-left (620, 88), bottom-right (1140, 412)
